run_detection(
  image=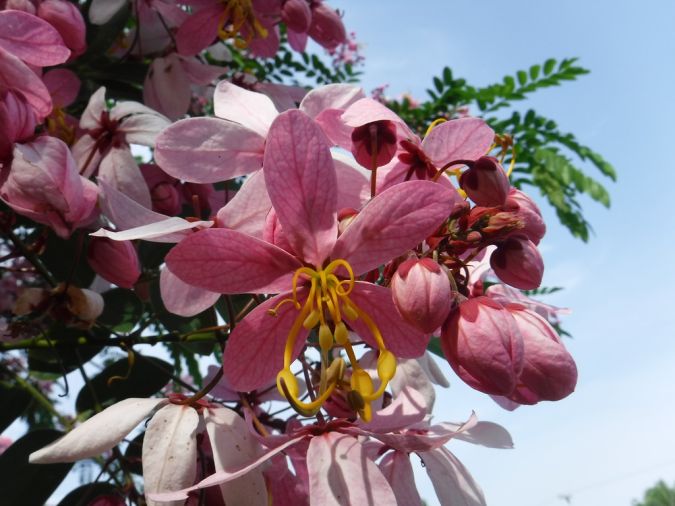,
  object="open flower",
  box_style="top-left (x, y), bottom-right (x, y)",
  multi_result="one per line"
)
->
top-left (167, 110), bottom-right (458, 420)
